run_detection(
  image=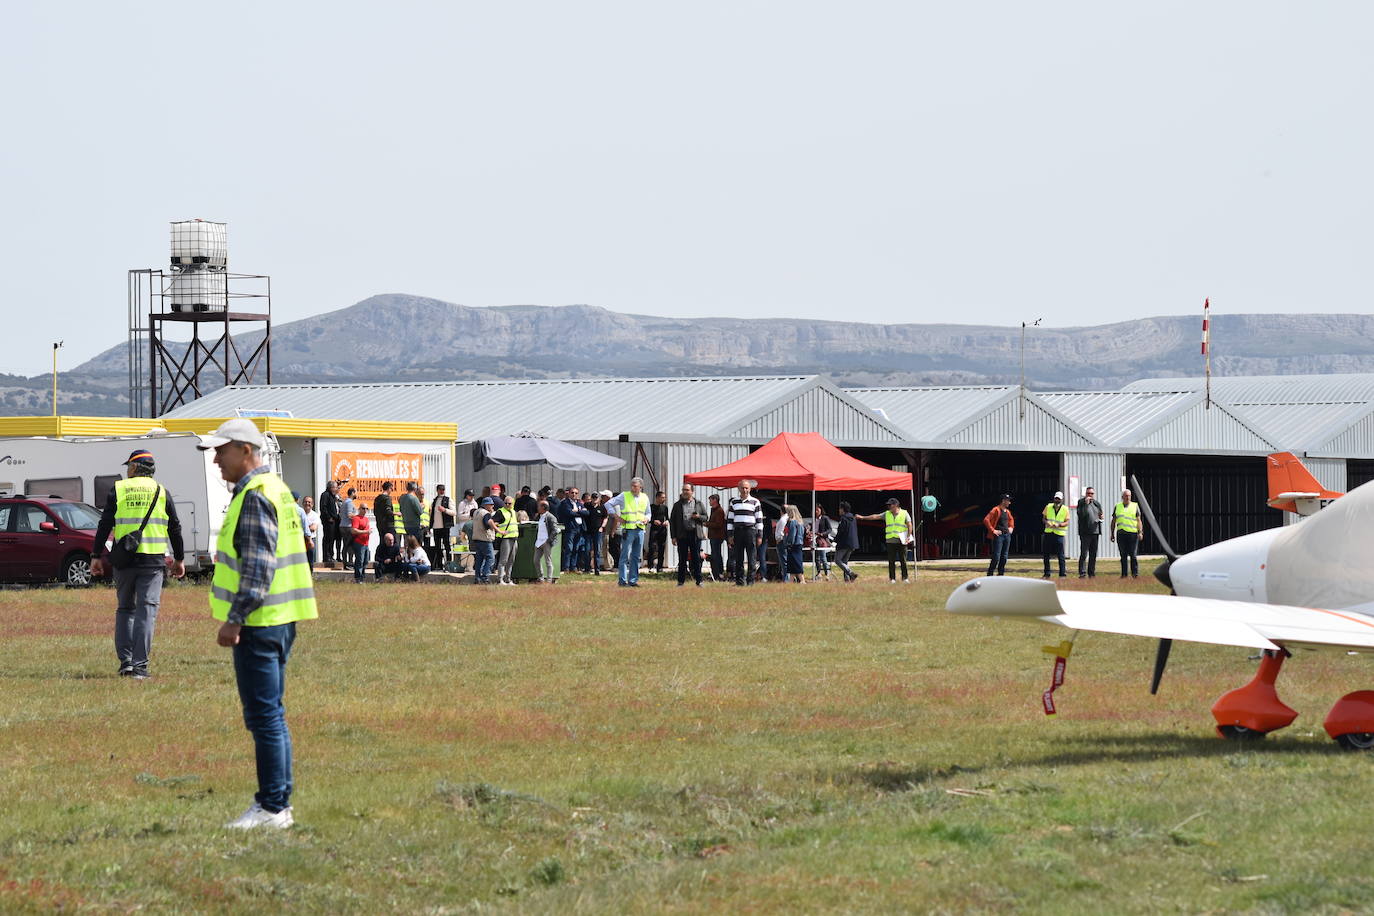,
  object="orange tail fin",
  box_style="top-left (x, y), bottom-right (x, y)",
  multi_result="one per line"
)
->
top-left (1266, 452), bottom-right (1343, 514)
